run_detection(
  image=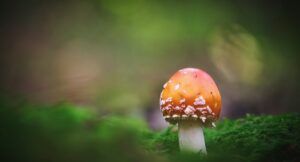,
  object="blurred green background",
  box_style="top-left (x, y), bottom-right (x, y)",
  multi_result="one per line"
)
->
top-left (0, 0), bottom-right (300, 161)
